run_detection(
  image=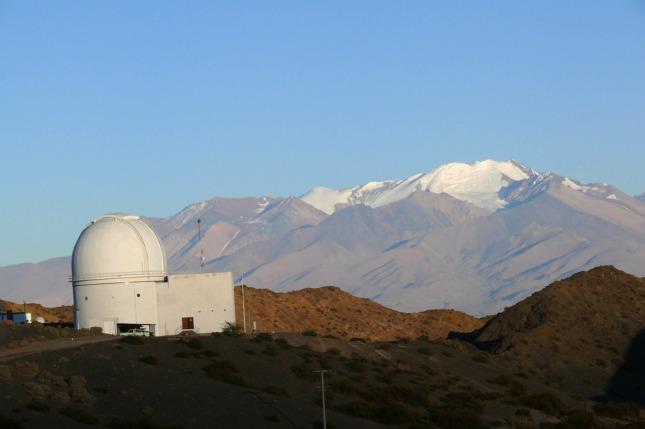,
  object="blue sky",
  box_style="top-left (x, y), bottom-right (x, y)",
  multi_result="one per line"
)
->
top-left (1, 1), bottom-right (644, 265)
